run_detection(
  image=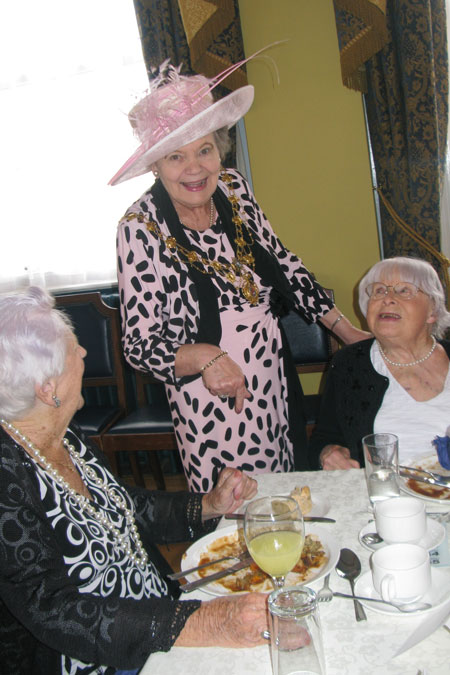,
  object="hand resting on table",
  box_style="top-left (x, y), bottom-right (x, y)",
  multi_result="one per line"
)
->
top-left (320, 444), bottom-right (360, 470)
